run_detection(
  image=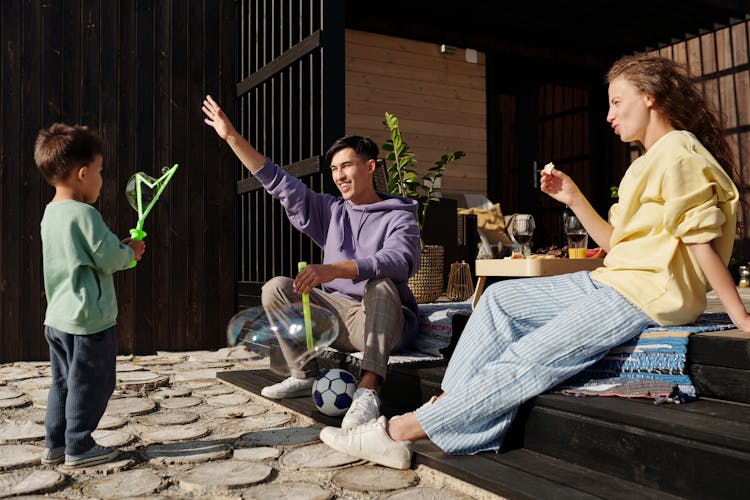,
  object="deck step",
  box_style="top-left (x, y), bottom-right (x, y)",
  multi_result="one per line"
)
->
top-left (689, 329), bottom-right (750, 403)
top-left (218, 369), bottom-right (674, 499)
top-left (523, 394), bottom-right (750, 500)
